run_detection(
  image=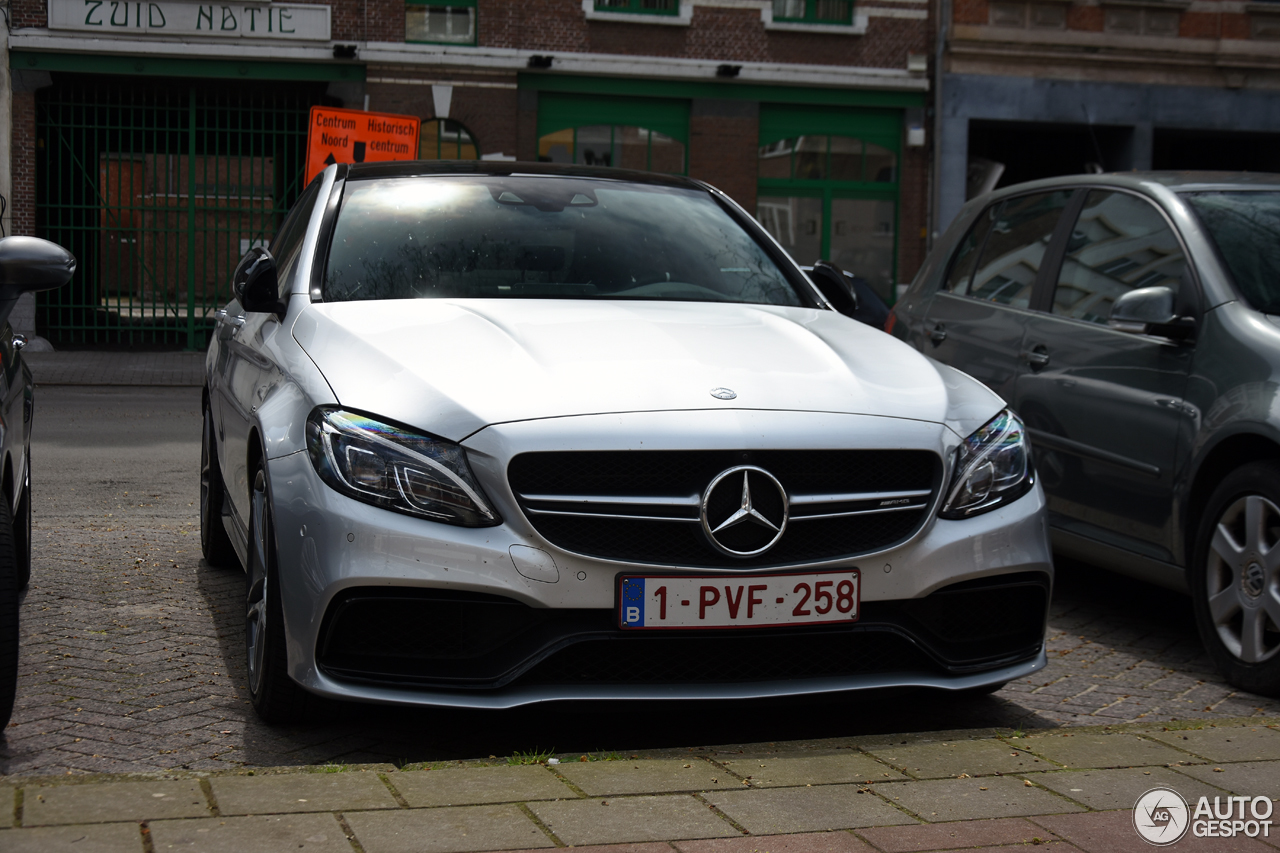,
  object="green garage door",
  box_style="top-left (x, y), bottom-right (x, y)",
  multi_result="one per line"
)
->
top-left (35, 77), bottom-right (324, 348)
